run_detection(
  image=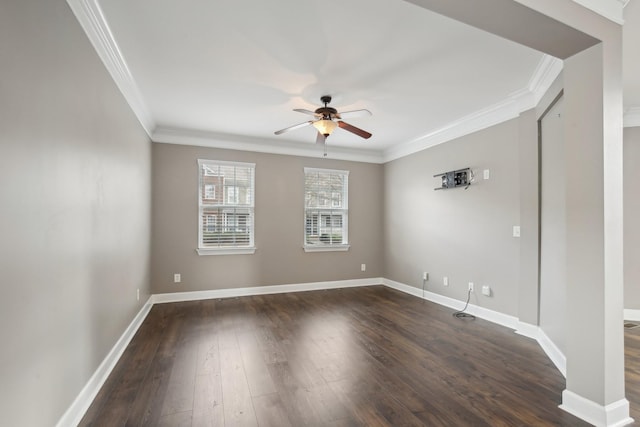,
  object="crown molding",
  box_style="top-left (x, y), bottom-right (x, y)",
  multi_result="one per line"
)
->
top-left (382, 55), bottom-right (563, 163)
top-left (66, 0), bottom-right (155, 136)
top-left (528, 55), bottom-right (564, 105)
top-left (68, 2), bottom-right (566, 165)
top-left (625, 106), bottom-right (640, 128)
top-left (382, 97), bottom-right (522, 163)
top-left (154, 55), bottom-right (563, 165)
top-left (571, 0), bottom-right (626, 24)
top-left (152, 127), bottom-right (385, 164)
